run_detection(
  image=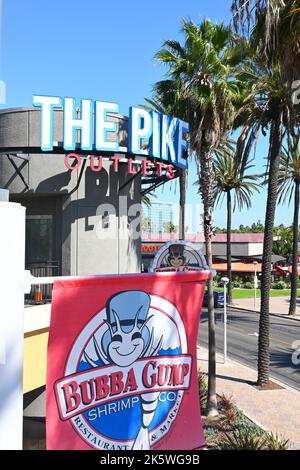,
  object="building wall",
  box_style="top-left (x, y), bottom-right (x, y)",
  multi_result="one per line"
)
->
top-left (211, 242), bottom-right (263, 257)
top-left (248, 242), bottom-right (265, 256)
